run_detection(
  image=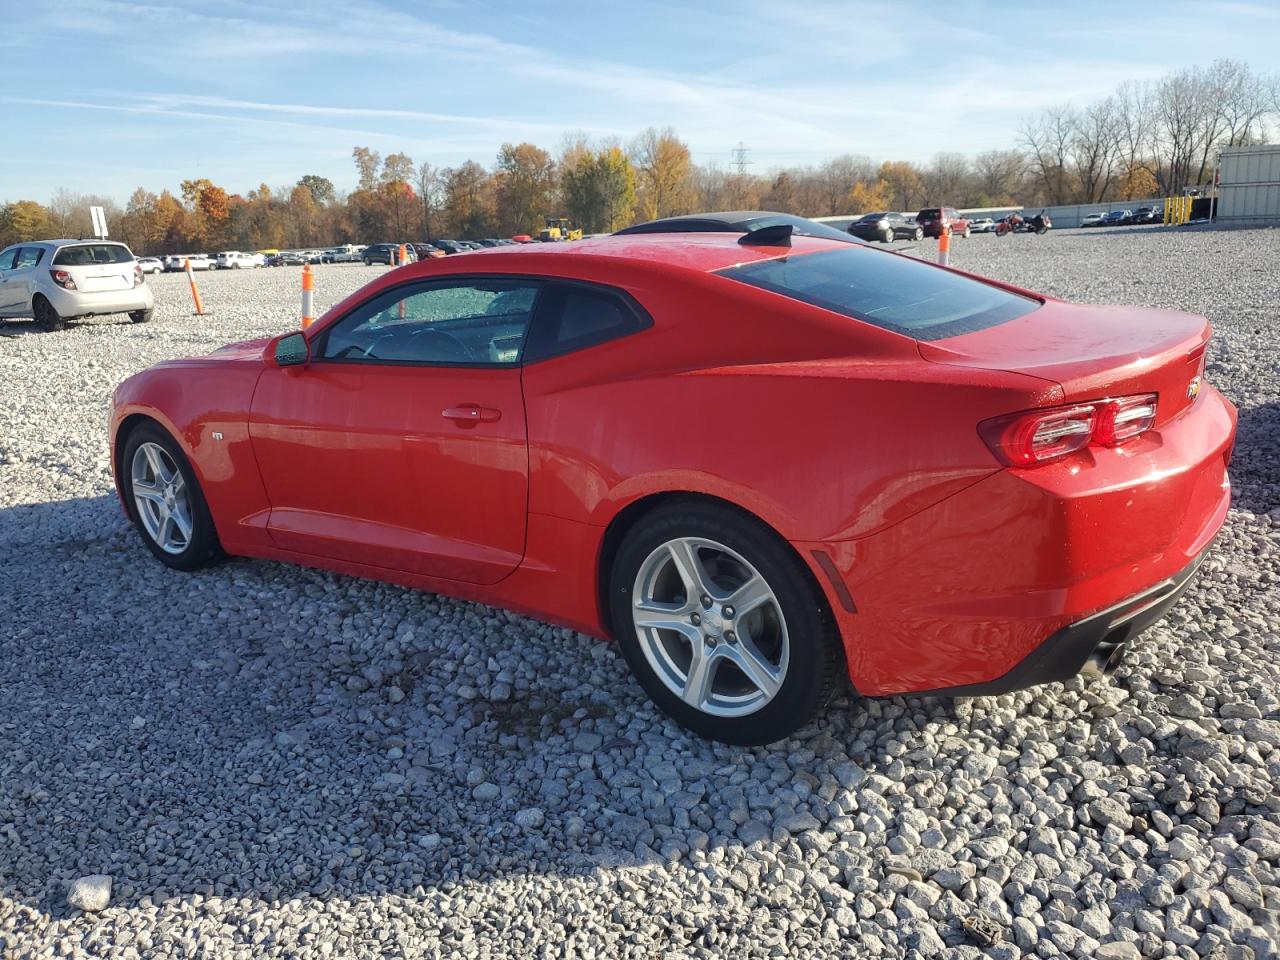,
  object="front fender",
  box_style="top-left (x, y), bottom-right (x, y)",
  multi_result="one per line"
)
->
top-left (110, 362), bottom-right (272, 552)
